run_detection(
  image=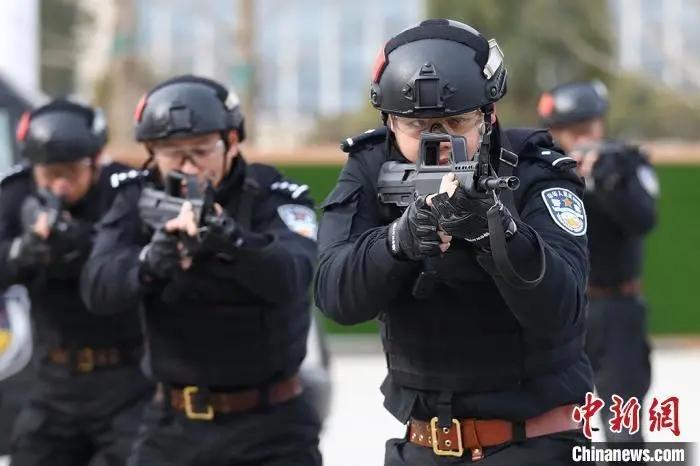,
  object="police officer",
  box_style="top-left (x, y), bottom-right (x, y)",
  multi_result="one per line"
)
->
top-left (81, 75), bottom-right (322, 466)
top-left (0, 99), bottom-right (153, 466)
top-left (315, 19), bottom-right (594, 465)
top-left (538, 81), bottom-right (657, 450)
